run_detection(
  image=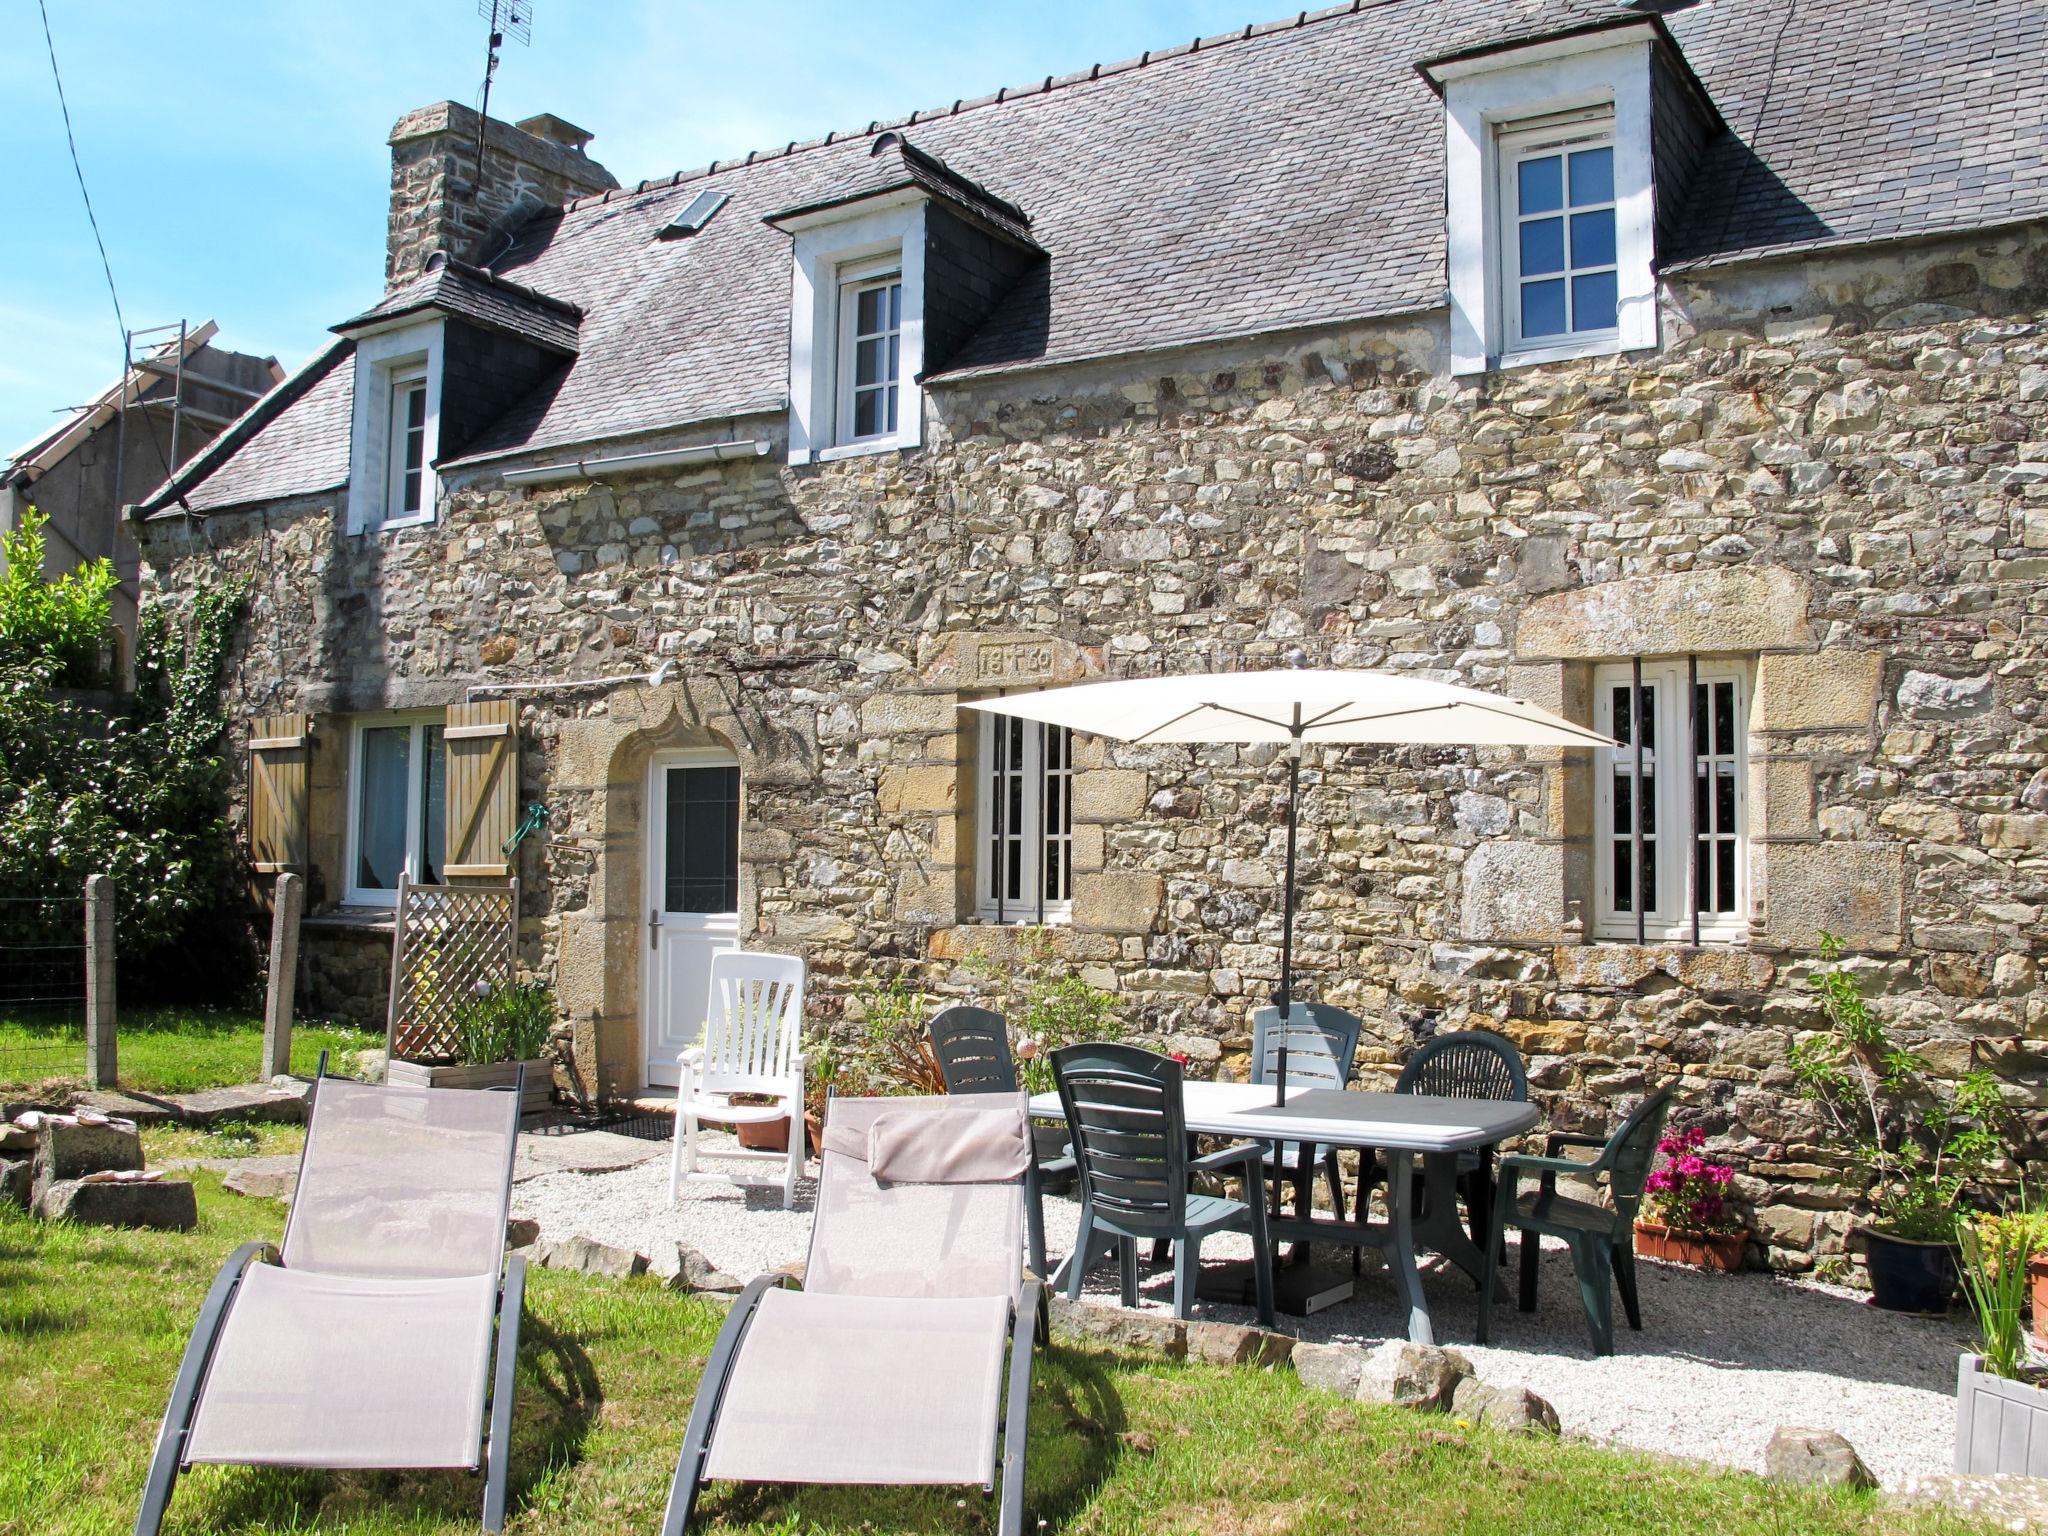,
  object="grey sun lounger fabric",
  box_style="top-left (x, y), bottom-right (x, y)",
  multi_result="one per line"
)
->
top-left (183, 1266), bottom-right (500, 1468)
top-left (803, 1095), bottom-right (1025, 1301)
top-left (820, 1102), bottom-right (1030, 1185)
top-left (281, 1076), bottom-right (519, 1278)
top-left (700, 1288), bottom-right (1011, 1484)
